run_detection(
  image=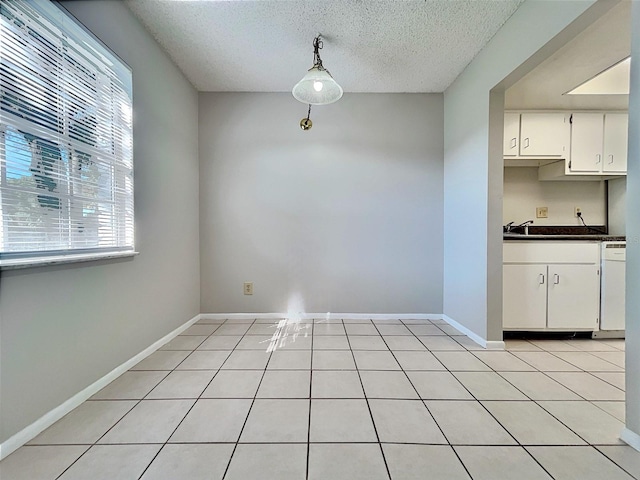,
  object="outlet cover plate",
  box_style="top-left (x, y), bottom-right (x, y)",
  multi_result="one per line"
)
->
top-left (536, 207), bottom-right (548, 218)
top-left (243, 282), bottom-right (253, 295)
